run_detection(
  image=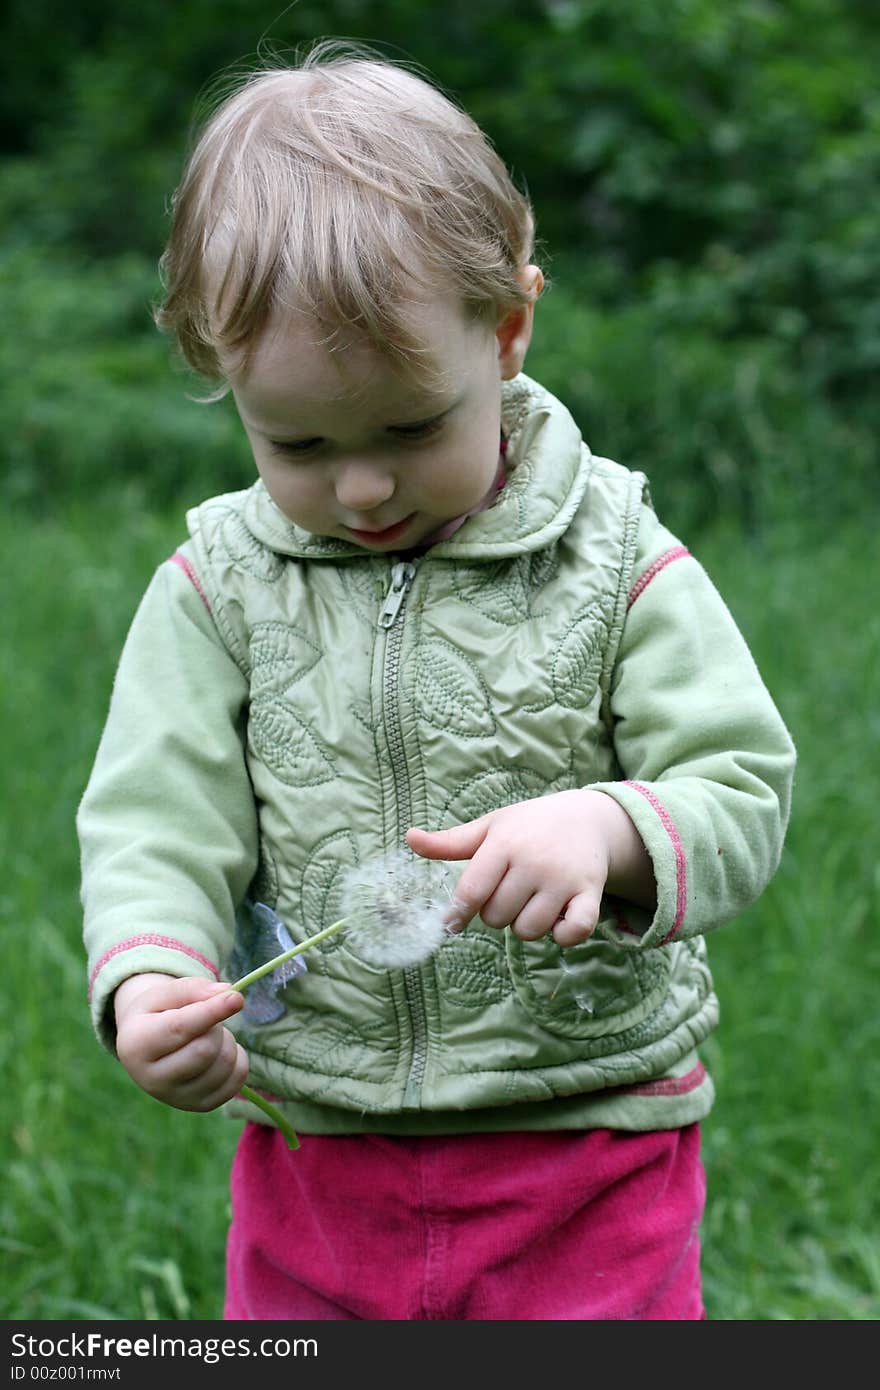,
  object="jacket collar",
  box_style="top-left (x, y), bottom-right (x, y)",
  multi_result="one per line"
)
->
top-left (240, 373), bottom-right (592, 561)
